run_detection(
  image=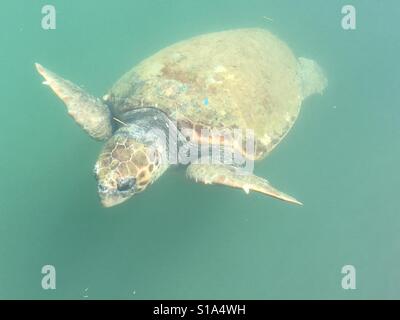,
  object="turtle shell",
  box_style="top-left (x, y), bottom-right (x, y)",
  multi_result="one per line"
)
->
top-left (107, 28), bottom-right (302, 160)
